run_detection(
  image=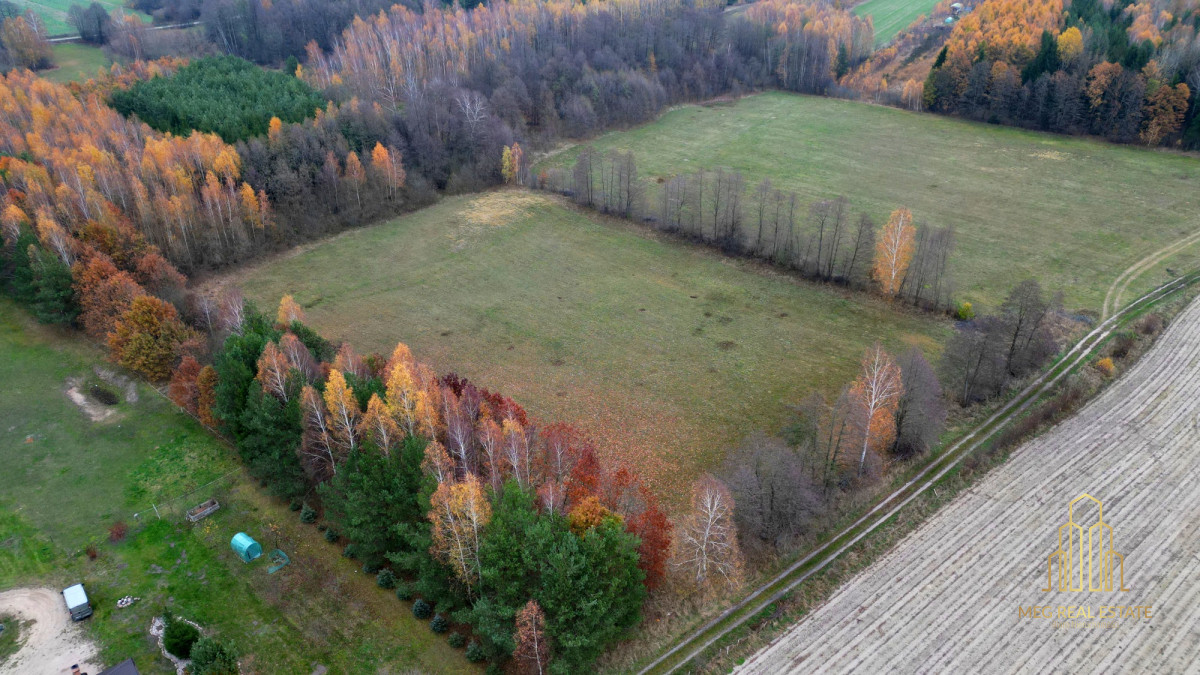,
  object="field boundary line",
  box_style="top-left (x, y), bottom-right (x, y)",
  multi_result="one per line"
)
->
top-left (638, 271), bottom-right (1199, 675)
